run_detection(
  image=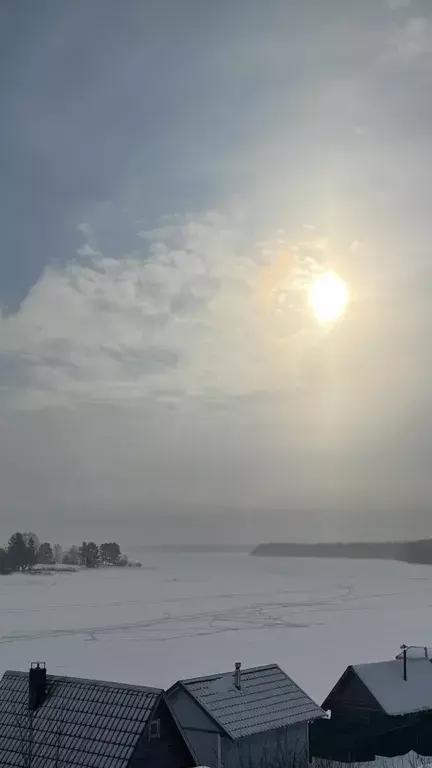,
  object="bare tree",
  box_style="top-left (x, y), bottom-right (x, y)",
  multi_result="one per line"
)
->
top-left (53, 544), bottom-right (63, 564)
